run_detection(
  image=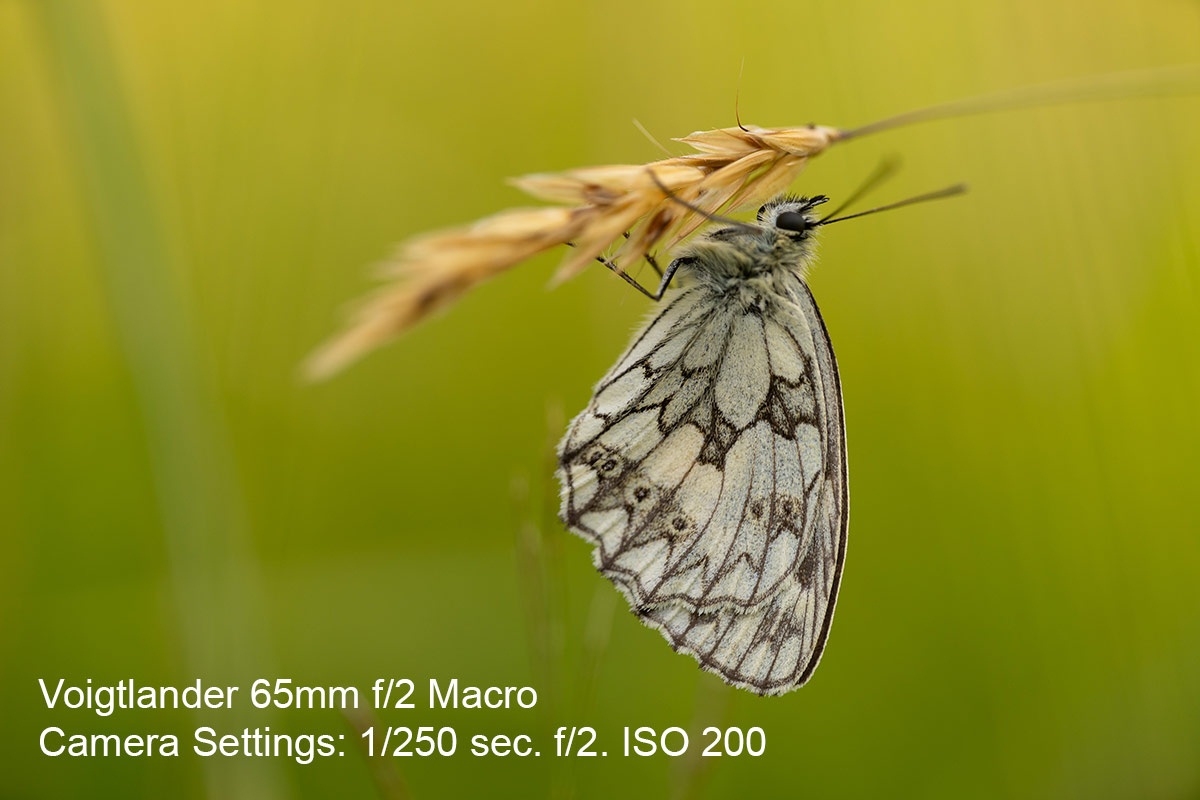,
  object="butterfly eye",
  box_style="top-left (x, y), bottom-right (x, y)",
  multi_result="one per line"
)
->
top-left (775, 211), bottom-right (809, 233)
